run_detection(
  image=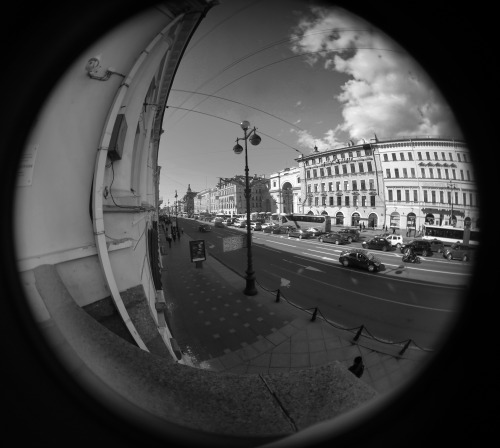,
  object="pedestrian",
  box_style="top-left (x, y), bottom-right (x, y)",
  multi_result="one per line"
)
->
top-left (385, 225), bottom-right (388, 232)
top-left (392, 226), bottom-right (396, 234)
top-left (166, 231), bottom-right (172, 248)
top-left (359, 223), bottom-right (362, 231)
top-left (172, 229), bottom-right (176, 242)
top-left (362, 222), bottom-right (365, 230)
top-left (348, 356), bottom-right (364, 378)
